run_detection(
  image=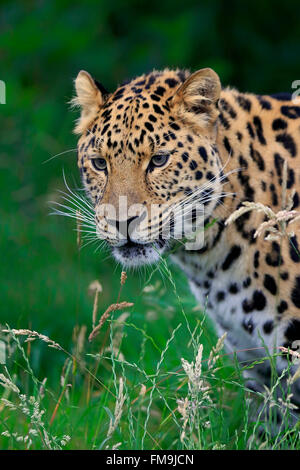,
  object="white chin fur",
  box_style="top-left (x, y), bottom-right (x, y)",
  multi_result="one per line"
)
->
top-left (111, 244), bottom-right (163, 268)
